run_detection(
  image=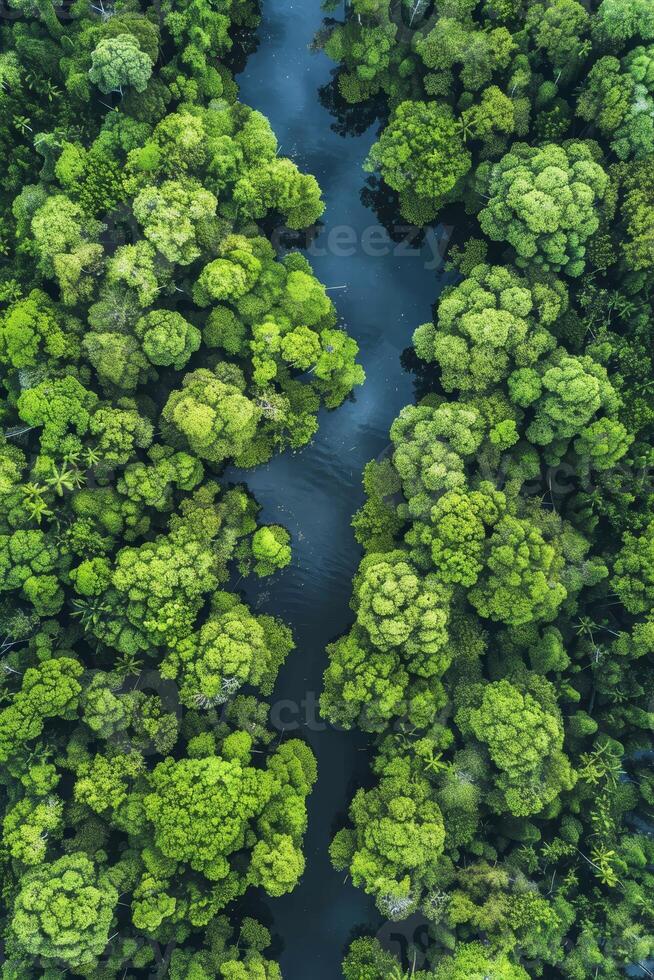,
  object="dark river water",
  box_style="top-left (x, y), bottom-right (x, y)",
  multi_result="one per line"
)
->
top-left (226, 1), bottom-right (450, 975)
